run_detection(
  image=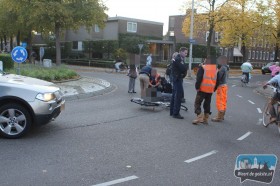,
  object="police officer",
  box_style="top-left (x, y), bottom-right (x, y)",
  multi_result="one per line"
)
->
top-left (170, 47), bottom-right (188, 119)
